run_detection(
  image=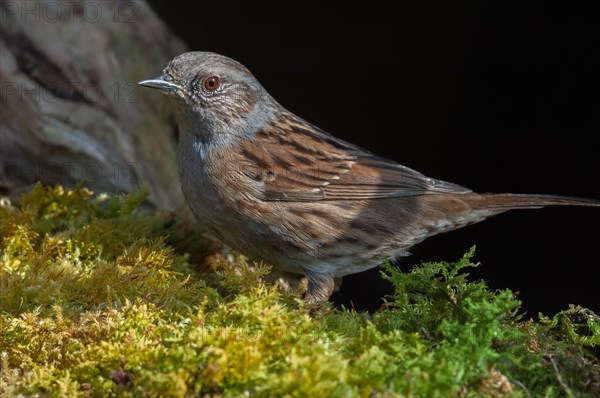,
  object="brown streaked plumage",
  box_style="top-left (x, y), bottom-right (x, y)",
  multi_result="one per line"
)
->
top-left (139, 51), bottom-right (600, 304)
